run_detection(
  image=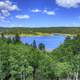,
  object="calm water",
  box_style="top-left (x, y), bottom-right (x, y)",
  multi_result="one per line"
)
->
top-left (20, 35), bottom-right (65, 51)
top-left (21, 35), bottom-right (65, 50)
